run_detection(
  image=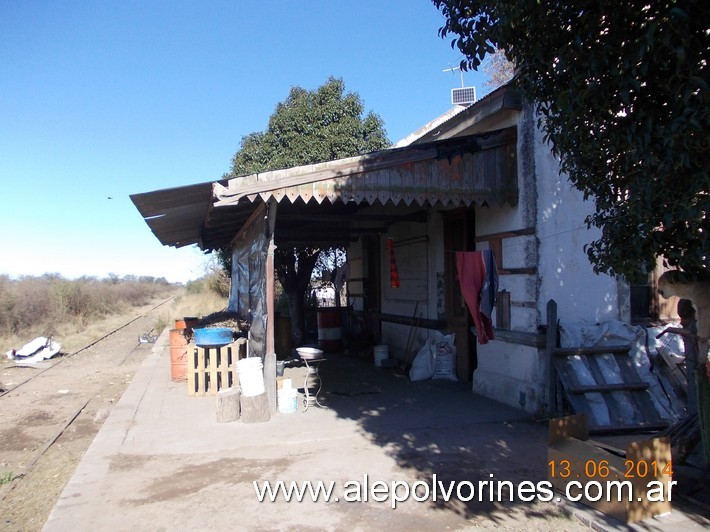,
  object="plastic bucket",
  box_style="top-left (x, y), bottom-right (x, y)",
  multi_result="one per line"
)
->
top-left (317, 308), bottom-right (342, 352)
top-left (169, 329), bottom-right (189, 381)
top-left (373, 344), bottom-right (389, 367)
top-left (237, 357), bottom-right (265, 397)
top-left (278, 388), bottom-right (298, 414)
